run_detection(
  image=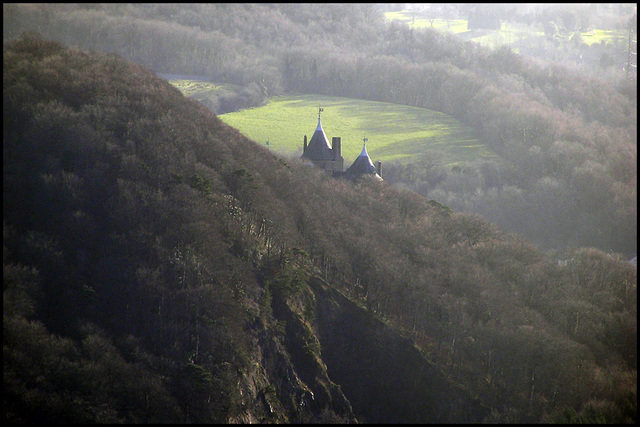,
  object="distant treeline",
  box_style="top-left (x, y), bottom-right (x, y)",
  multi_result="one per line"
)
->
top-left (3, 3), bottom-right (635, 253)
